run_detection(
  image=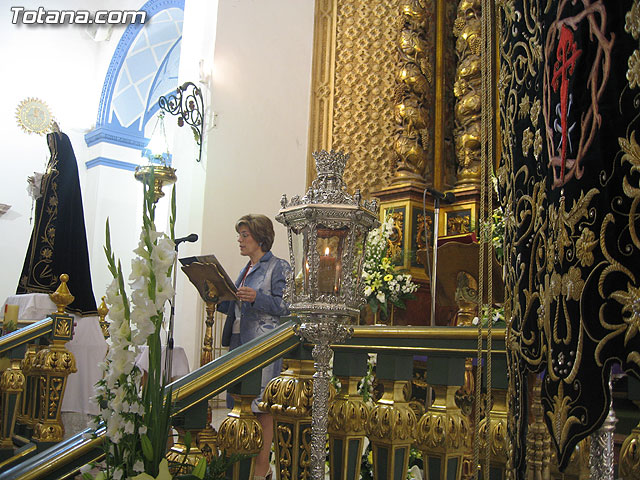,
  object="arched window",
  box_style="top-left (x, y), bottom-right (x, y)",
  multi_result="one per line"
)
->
top-left (85, 0), bottom-right (184, 169)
